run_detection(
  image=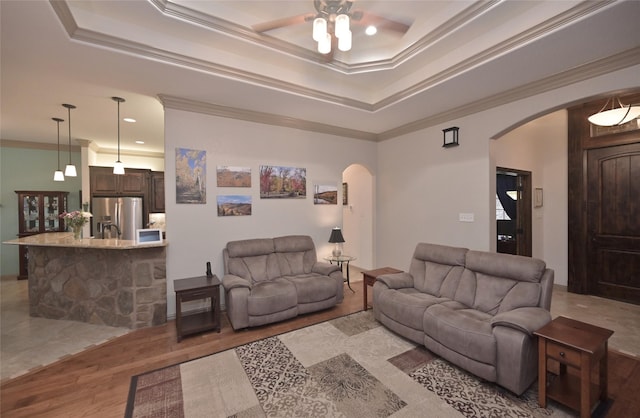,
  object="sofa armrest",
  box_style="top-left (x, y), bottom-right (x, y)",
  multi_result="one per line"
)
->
top-left (376, 272), bottom-right (414, 289)
top-left (312, 262), bottom-right (341, 276)
top-left (222, 274), bottom-right (252, 291)
top-left (490, 307), bottom-right (552, 336)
